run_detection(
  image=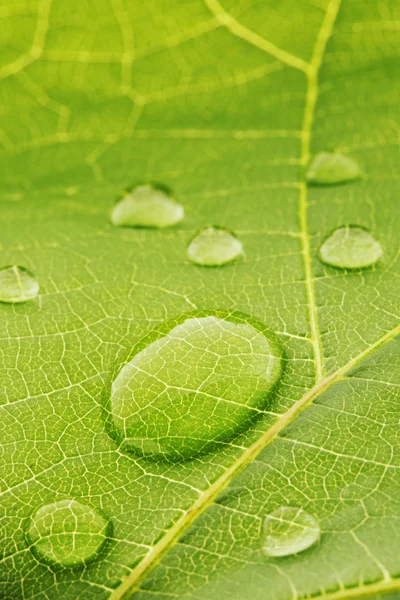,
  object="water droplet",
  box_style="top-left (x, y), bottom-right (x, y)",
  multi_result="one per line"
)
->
top-left (109, 311), bottom-right (283, 461)
top-left (0, 266), bottom-right (39, 303)
top-left (111, 183), bottom-right (184, 229)
top-left (306, 153), bottom-right (361, 185)
top-left (27, 499), bottom-right (111, 566)
top-left (319, 225), bottom-right (382, 269)
top-left (187, 226), bottom-right (243, 267)
top-left (262, 506), bottom-right (320, 557)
